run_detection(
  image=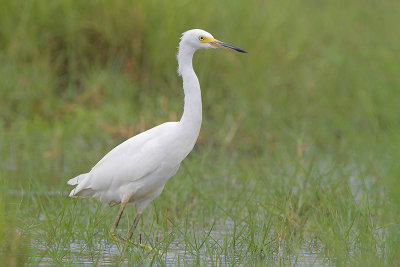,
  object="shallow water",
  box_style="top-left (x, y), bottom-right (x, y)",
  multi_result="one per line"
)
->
top-left (5, 190), bottom-right (333, 265)
top-left (33, 239), bottom-right (330, 266)
top-left (30, 225), bottom-right (330, 266)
